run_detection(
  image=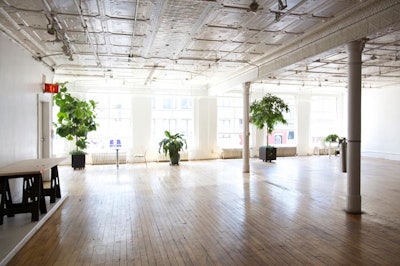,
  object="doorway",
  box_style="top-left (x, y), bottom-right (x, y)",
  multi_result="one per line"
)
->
top-left (37, 94), bottom-right (52, 180)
